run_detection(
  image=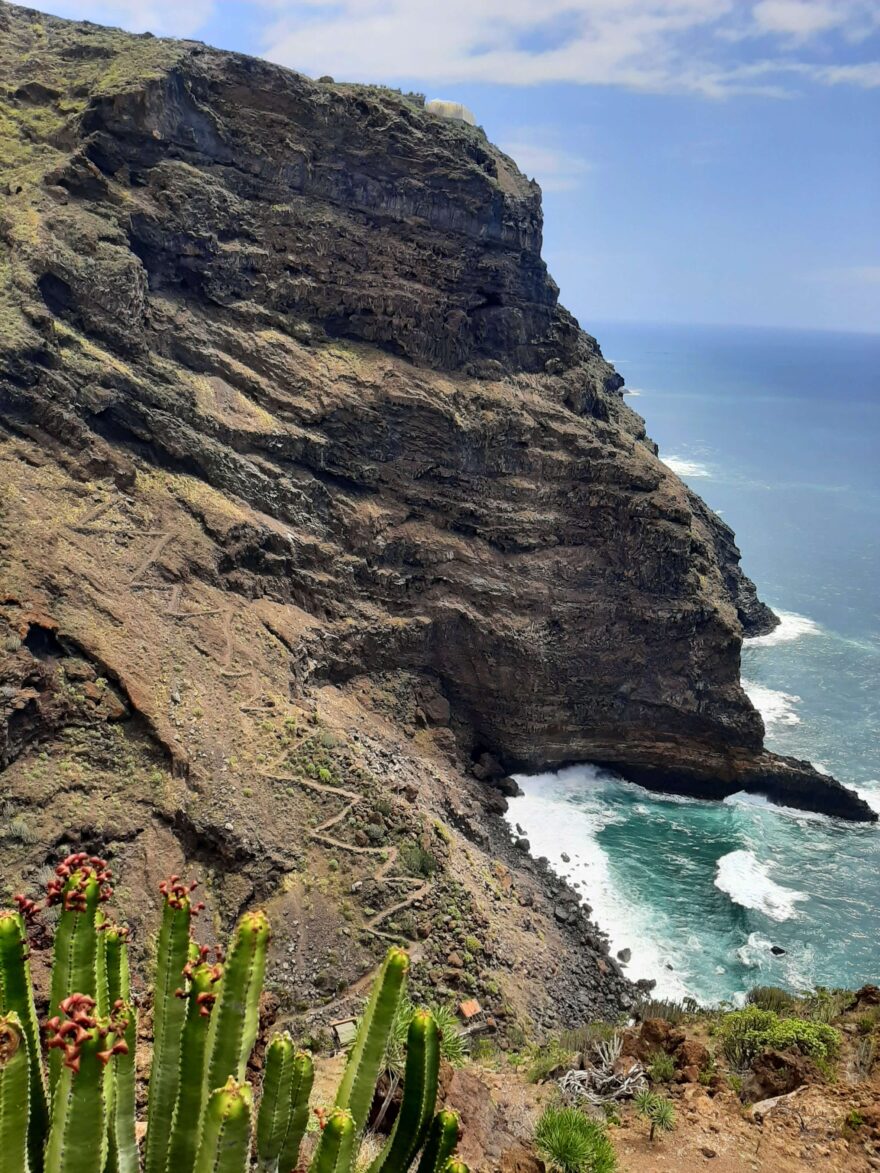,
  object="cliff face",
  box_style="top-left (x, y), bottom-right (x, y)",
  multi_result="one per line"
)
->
top-left (0, 0), bottom-right (873, 900)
